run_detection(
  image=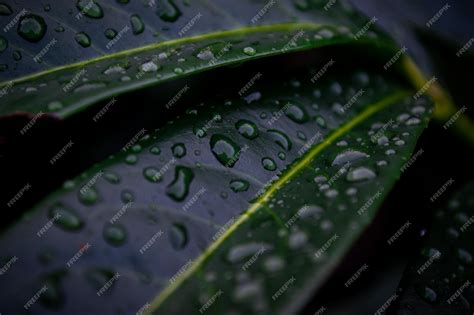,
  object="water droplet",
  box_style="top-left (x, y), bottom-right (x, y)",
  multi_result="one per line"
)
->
top-left (140, 61), bottom-right (159, 73)
top-left (0, 3), bottom-right (12, 15)
top-left (166, 166), bottom-right (194, 201)
top-left (0, 36), bottom-right (7, 53)
top-left (39, 272), bottom-right (65, 309)
top-left (55, 25), bottom-right (65, 32)
top-left (243, 46), bottom-right (256, 56)
top-left (235, 120), bottom-right (259, 139)
top-left (244, 92), bottom-right (261, 104)
top-left (117, 190), bottom-right (133, 204)
top-left (262, 157), bottom-right (277, 171)
top-left (171, 143), bottom-right (186, 158)
top-left (47, 101), bottom-right (63, 111)
top-left (278, 152), bottom-right (286, 160)
top-left (103, 224), bottom-right (127, 246)
top-left (104, 28), bottom-right (117, 39)
top-left (332, 150), bottom-right (369, 167)
top-left (150, 146), bottom-right (161, 155)
top-left (456, 248), bottom-right (473, 266)
top-left (268, 129), bottom-right (292, 151)
top-left (156, 0), bottom-right (182, 22)
top-left (315, 116), bottom-right (326, 128)
top-left (227, 242), bottom-right (268, 263)
top-left (12, 50), bottom-right (22, 60)
top-left (75, 32), bottom-right (91, 47)
top-left (76, 0), bottom-right (104, 18)
top-left (405, 117), bottom-right (421, 126)
top-left (346, 167), bottom-right (376, 182)
top-left (169, 223), bottom-right (188, 249)
top-left (230, 179), bottom-right (249, 192)
top-left (264, 256), bottom-right (285, 272)
top-left (284, 102), bottom-right (309, 123)
top-left (143, 167), bottom-right (162, 183)
top-left (79, 187), bottom-right (99, 205)
top-left (289, 230), bottom-right (308, 249)
top-left (49, 204), bottom-right (84, 231)
top-left (210, 135), bottom-right (241, 167)
top-left (196, 49), bottom-right (215, 61)
top-left (174, 67), bottom-right (184, 74)
top-left (385, 149), bottom-right (396, 156)
top-left (125, 154), bottom-right (138, 164)
top-left (18, 15), bottom-right (47, 43)
top-left (415, 286), bottom-right (437, 303)
top-left (130, 14), bottom-right (145, 34)
top-left (376, 160), bottom-right (388, 167)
